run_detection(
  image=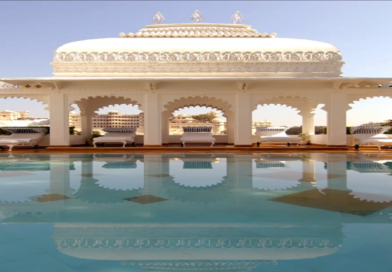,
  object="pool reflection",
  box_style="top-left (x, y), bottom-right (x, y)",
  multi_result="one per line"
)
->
top-left (0, 153), bottom-right (392, 271)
